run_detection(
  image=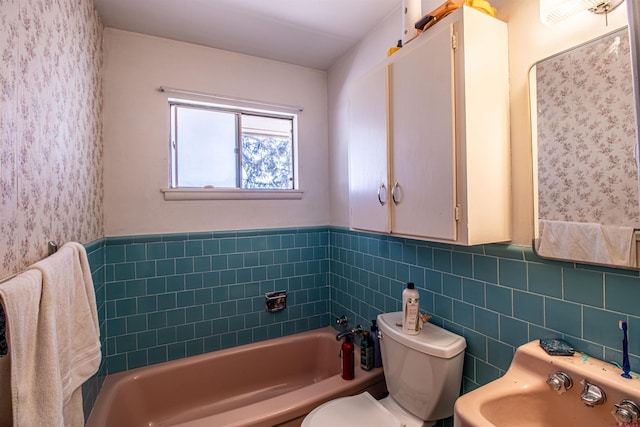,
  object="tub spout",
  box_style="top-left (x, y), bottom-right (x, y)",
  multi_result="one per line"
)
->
top-left (336, 330), bottom-right (352, 341)
top-left (336, 325), bottom-right (363, 341)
